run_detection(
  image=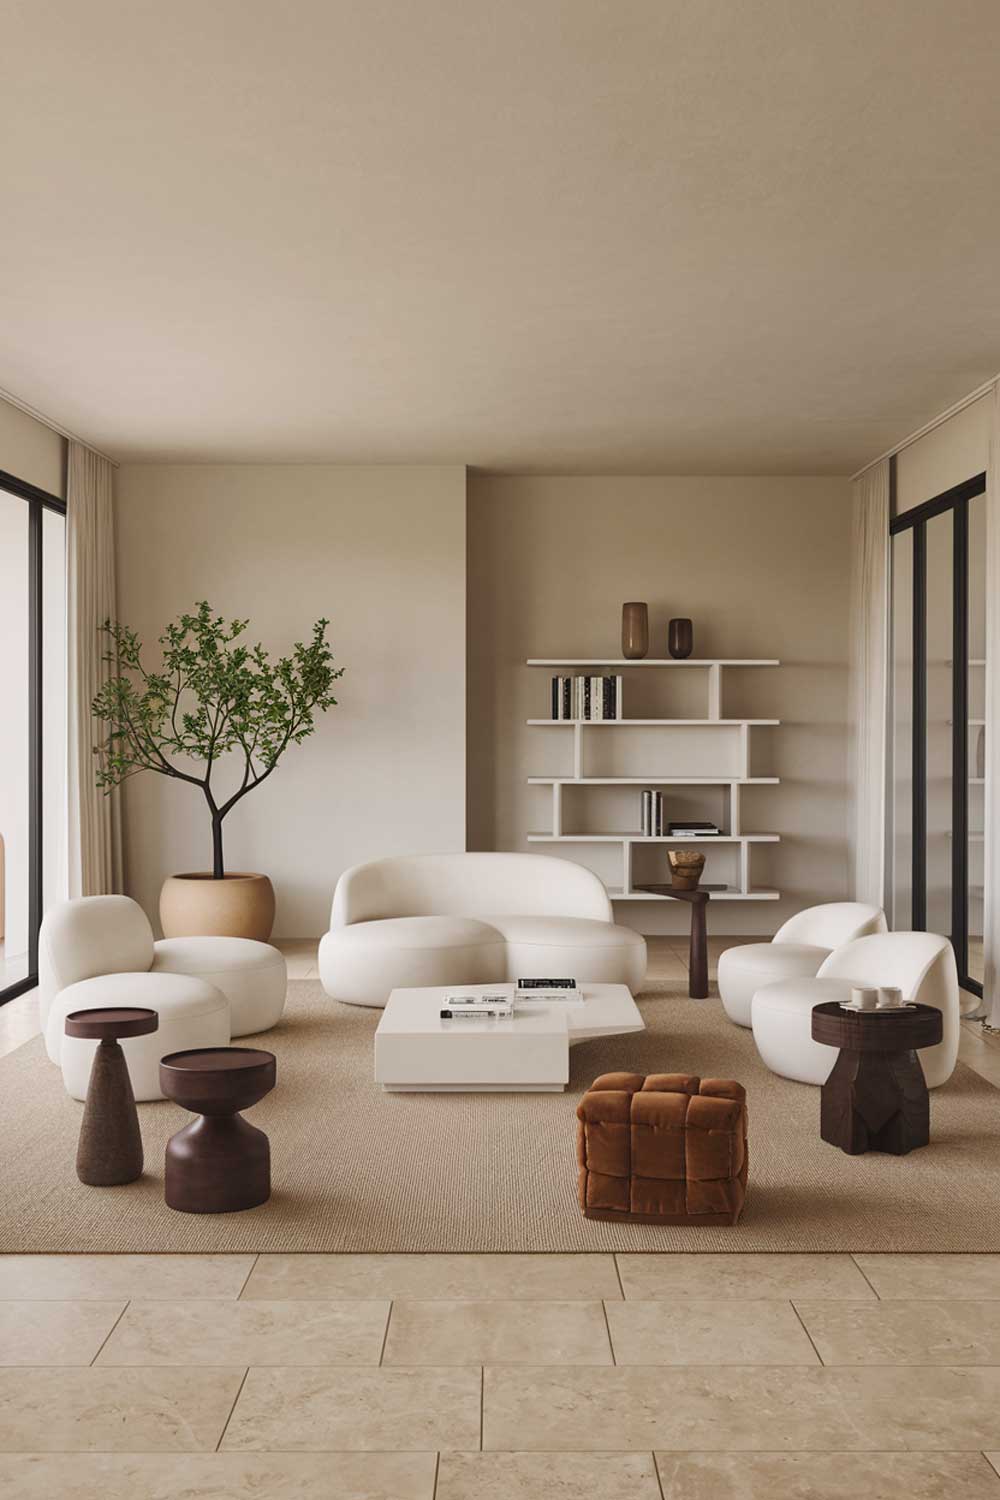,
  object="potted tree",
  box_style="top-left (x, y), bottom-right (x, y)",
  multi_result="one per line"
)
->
top-left (92, 601), bottom-right (343, 940)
